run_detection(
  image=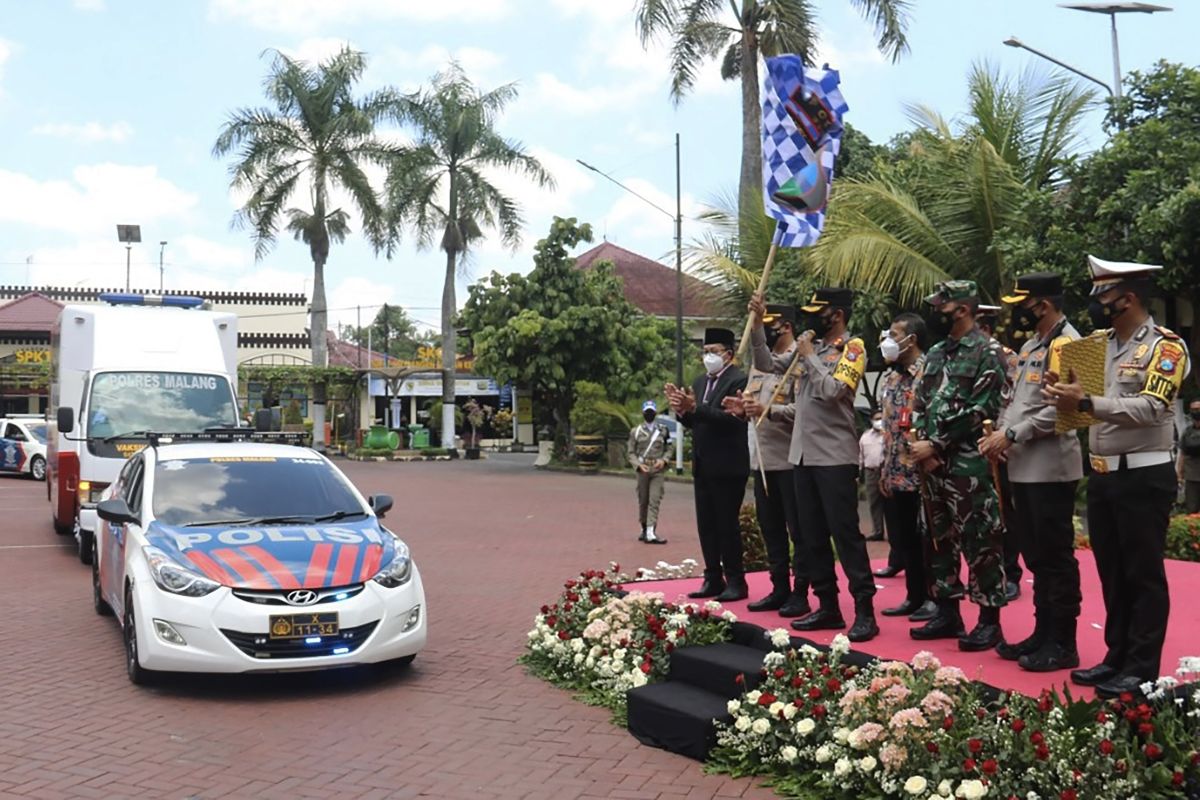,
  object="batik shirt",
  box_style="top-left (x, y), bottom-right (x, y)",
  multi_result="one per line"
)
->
top-left (879, 356), bottom-right (923, 493)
